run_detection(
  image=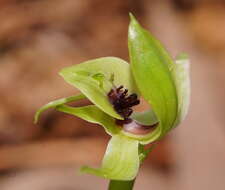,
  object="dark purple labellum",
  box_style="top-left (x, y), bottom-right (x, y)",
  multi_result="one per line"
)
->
top-left (107, 85), bottom-right (140, 119)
